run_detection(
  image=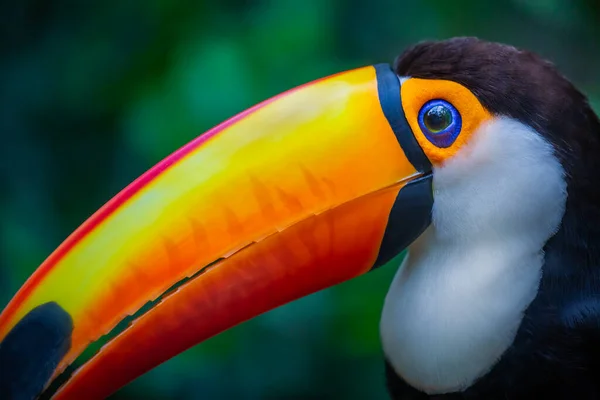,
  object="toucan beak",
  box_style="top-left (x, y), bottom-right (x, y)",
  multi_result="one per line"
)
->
top-left (0, 64), bottom-right (432, 400)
